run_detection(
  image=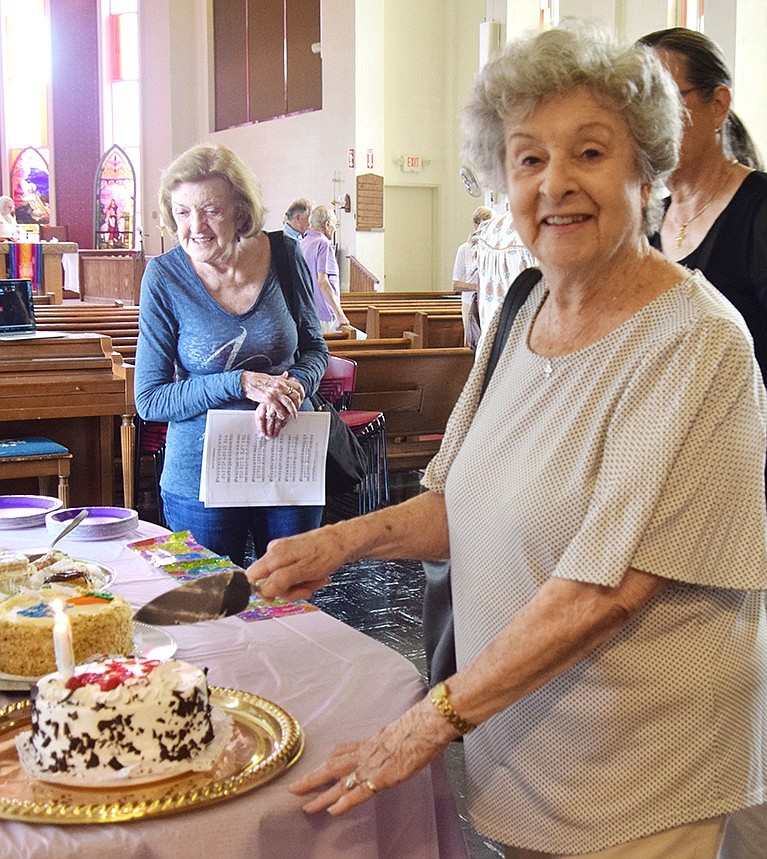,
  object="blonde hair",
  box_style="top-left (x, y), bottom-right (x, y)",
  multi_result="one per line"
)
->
top-left (472, 206), bottom-right (493, 226)
top-left (158, 143), bottom-right (265, 238)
